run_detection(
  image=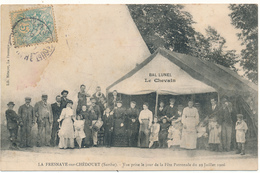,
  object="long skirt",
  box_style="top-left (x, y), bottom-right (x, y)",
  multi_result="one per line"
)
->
top-left (112, 119), bottom-right (128, 147)
top-left (83, 120), bottom-right (93, 146)
top-left (127, 121), bottom-right (139, 147)
top-left (58, 118), bottom-right (75, 149)
top-left (180, 122), bottom-right (197, 149)
top-left (138, 120), bottom-right (150, 148)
